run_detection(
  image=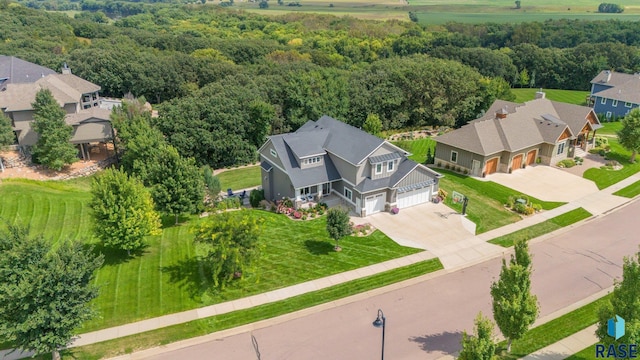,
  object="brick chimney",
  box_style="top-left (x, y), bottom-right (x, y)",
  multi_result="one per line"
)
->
top-left (604, 70), bottom-right (612, 83)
